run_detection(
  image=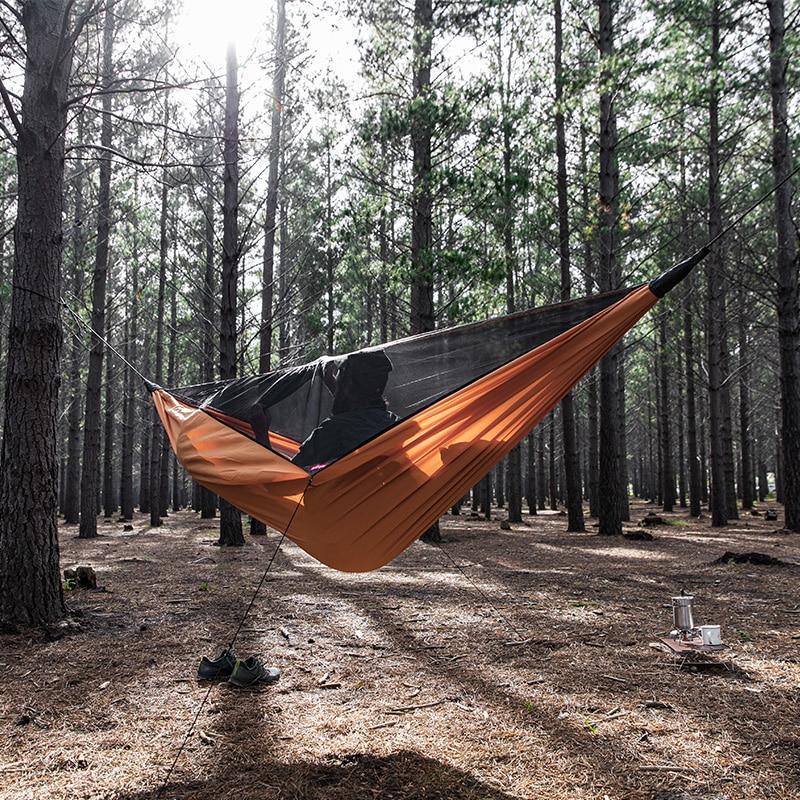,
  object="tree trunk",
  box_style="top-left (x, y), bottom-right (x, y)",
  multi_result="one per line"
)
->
top-left (149, 103), bottom-right (170, 528)
top-left (768, 0), bottom-right (800, 531)
top-left (259, 0), bottom-right (286, 374)
top-left (554, 0), bottom-right (585, 532)
top-left (0, 0), bottom-right (73, 626)
top-left (526, 431), bottom-right (537, 514)
top-left (409, 0), bottom-right (435, 334)
top-left (63, 114), bottom-right (86, 525)
top-left (218, 42), bottom-right (244, 546)
top-left (168, 223), bottom-right (179, 513)
top-left (549, 411), bottom-right (557, 510)
top-left (677, 349), bottom-right (687, 508)
top-left (79, 6), bottom-right (115, 539)
top-left (411, 0), bottom-right (439, 542)
top-left (706, 0), bottom-right (727, 527)
top-left (659, 312), bottom-right (675, 512)
top-left (597, 0), bottom-right (622, 535)
top-left (200, 161), bottom-right (218, 519)
top-left (138, 324), bottom-right (152, 511)
top-left (102, 298), bottom-right (117, 517)
top-left (684, 272), bottom-right (702, 516)
top-left (738, 299), bottom-right (754, 509)
top-left (119, 207), bottom-right (138, 521)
